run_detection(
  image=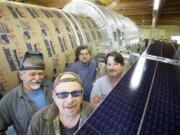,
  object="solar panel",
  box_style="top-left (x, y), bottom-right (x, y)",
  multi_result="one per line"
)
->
top-left (147, 40), bottom-right (179, 60)
top-left (75, 41), bottom-right (180, 135)
top-left (162, 43), bottom-right (176, 59)
top-left (147, 41), bottom-right (161, 56)
top-left (140, 62), bottom-right (180, 134)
